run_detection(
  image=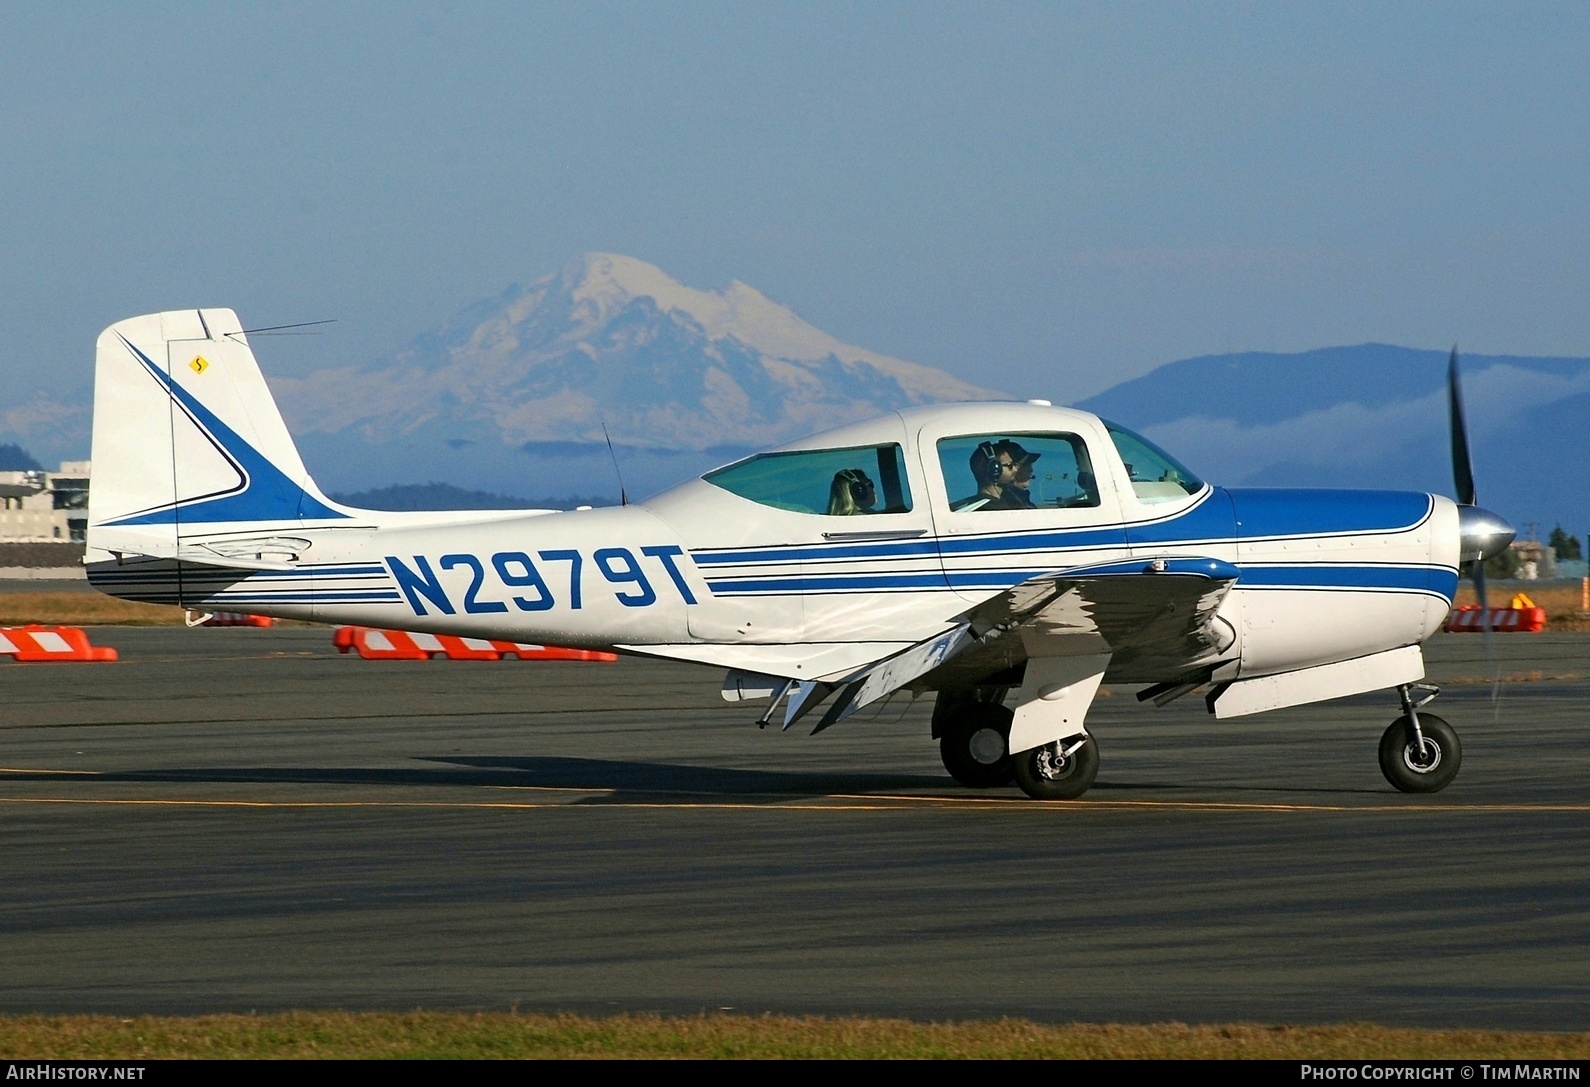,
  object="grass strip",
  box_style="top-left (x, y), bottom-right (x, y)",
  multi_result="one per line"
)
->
top-left (1, 1013), bottom-right (1587, 1059)
top-left (0, 593), bottom-right (186, 626)
top-left (0, 595), bottom-right (314, 627)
